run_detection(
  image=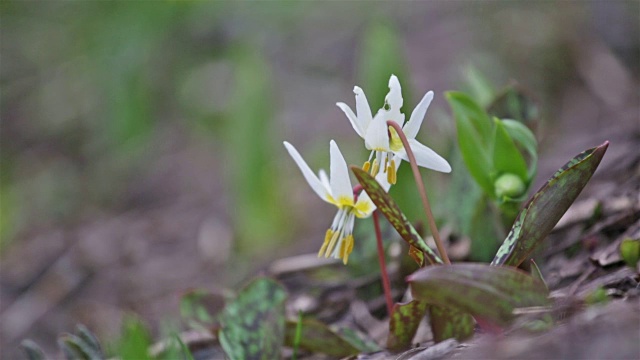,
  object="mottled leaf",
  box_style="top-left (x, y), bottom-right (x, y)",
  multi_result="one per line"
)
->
top-left (429, 306), bottom-right (475, 343)
top-left (218, 277), bottom-right (287, 360)
top-left (492, 142), bottom-right (609, 266)
top-left (408, 245), bottom-right (425, 267)
top-left (283, 318), bottom-right (360, 357)
top-left (408, 263), bottom-right (550, 326)
top-left (387, 300), bottom-right (428, 351)
top-left (352, 166), bottom-right (442, 265)
top-left (446, 92), bottom-right (495, 196)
